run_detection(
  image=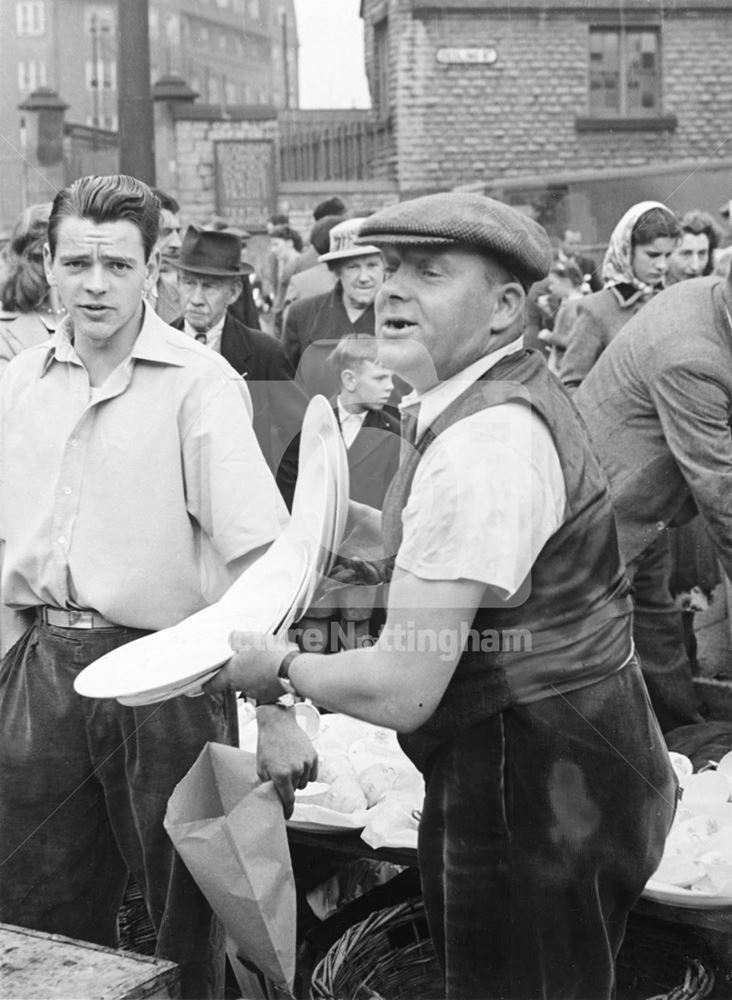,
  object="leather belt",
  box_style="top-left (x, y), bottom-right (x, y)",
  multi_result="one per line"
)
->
top-left (40, 607), bottom-right (119, 630)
